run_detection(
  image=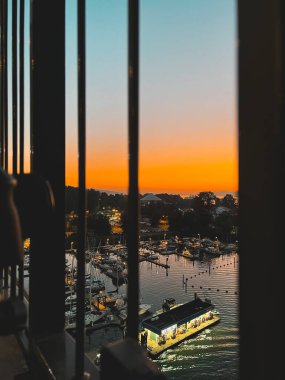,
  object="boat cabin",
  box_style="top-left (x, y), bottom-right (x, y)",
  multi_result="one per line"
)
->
top-left (142, 296), bottom-right (215, 345)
